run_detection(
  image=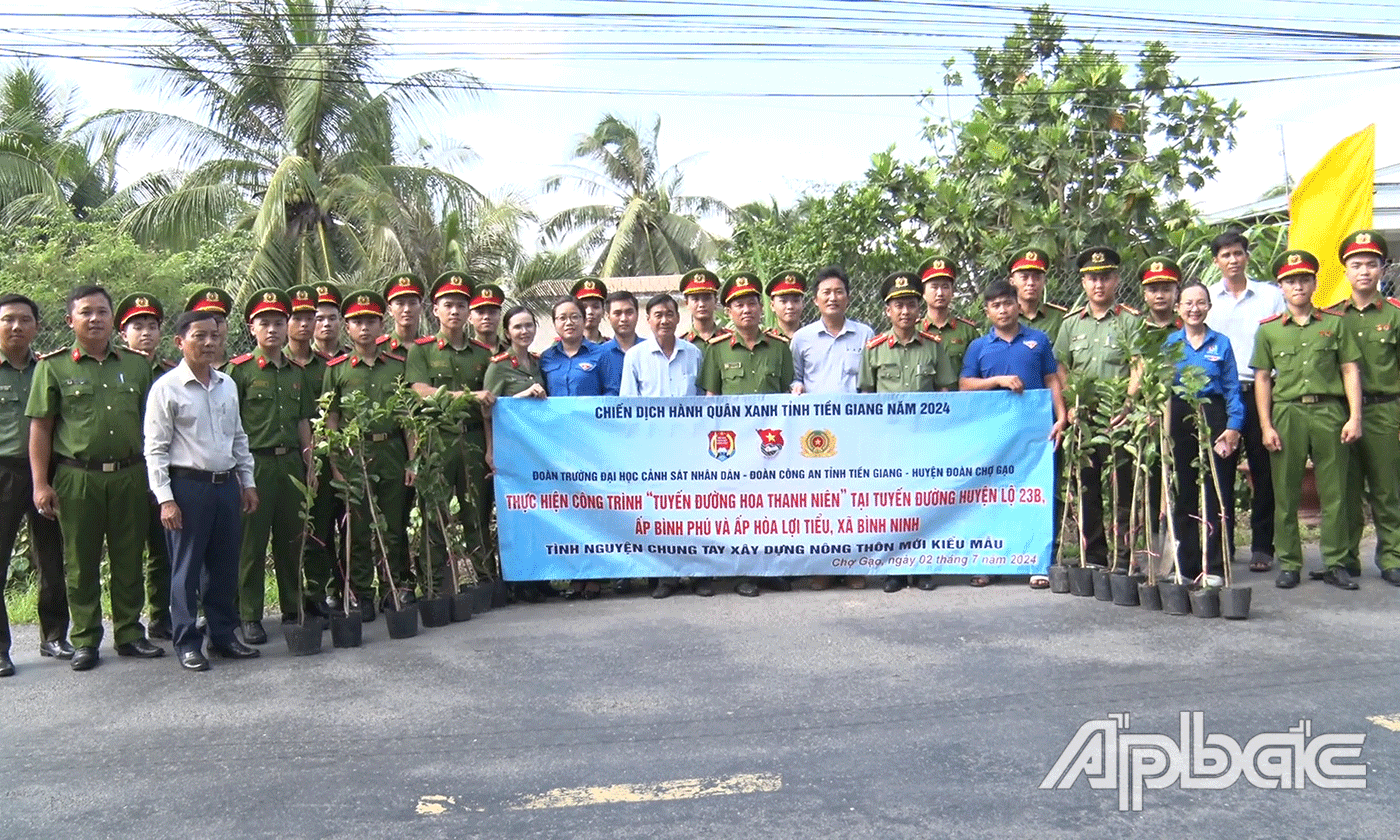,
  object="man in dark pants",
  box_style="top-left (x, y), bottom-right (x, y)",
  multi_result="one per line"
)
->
top-left (144, 310), bottom-right (260, 672)
top-left (1205, 230), bottom-right (1285, 572)
top-left (0, 293), bottom-right (69, 676)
